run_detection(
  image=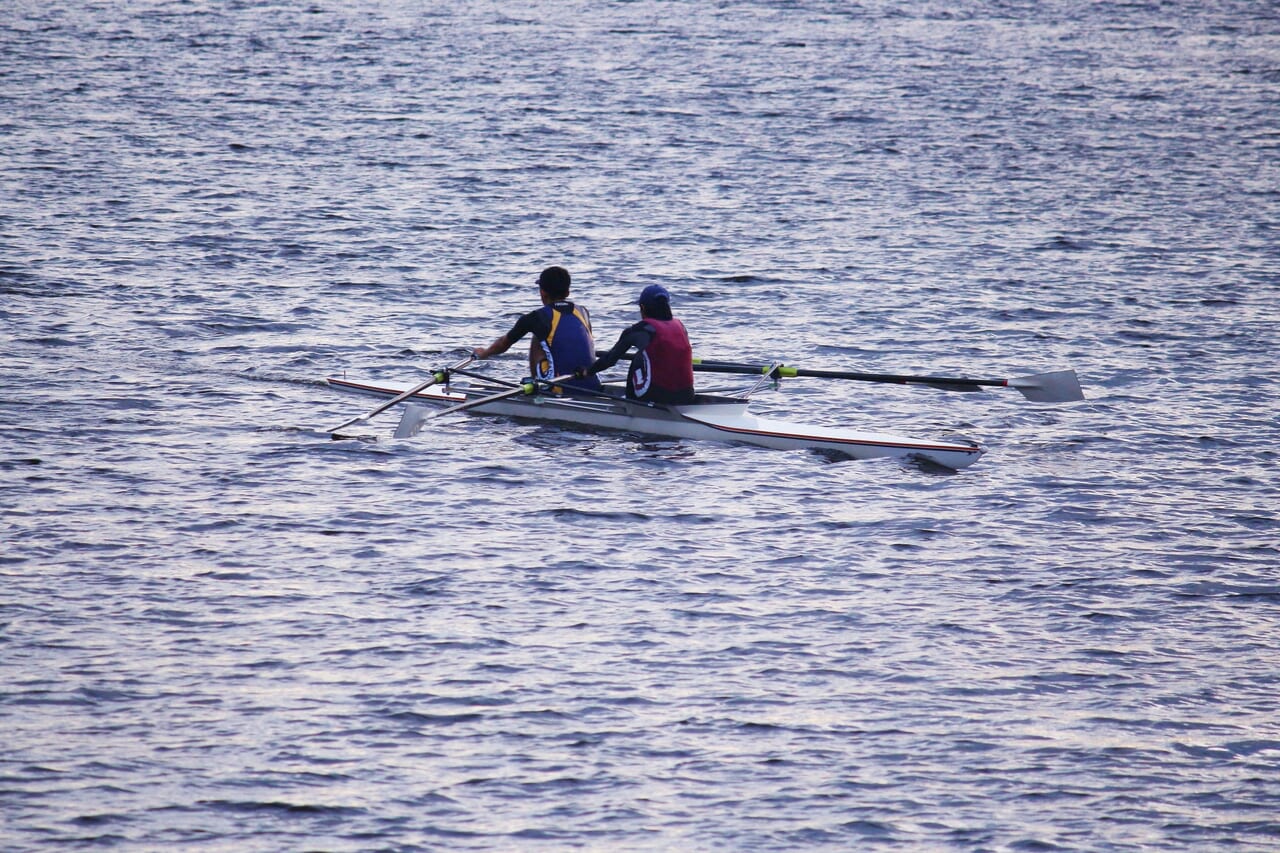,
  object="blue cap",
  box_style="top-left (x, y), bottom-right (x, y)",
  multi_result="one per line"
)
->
top-left (636, 284), bottom-right (670, 307)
